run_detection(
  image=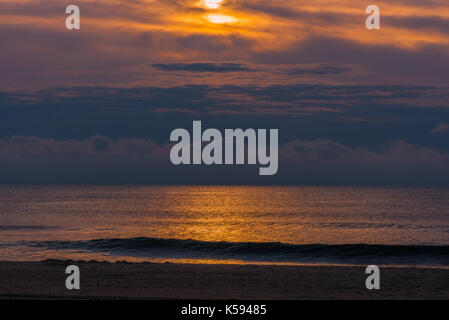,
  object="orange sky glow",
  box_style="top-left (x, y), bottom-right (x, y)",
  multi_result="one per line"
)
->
top-left (1, 0), bottom-right (449, 89)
